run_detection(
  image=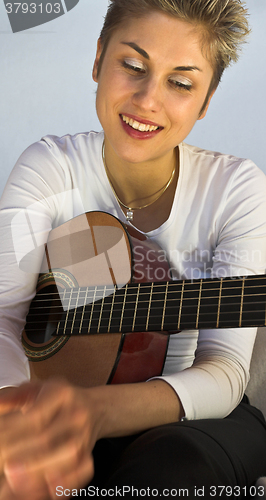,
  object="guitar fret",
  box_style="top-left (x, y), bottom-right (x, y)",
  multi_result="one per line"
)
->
top-left (239, 278), bottom-right (245, 327)
top-left (107, 287), bottom-right (125, 332)
top-left (146, 283), bottom-right (154, 331)
top-left (56, 289), bottom-right (66, 335)
top-left (219, 278), bottom-right (244, 328)
top-left (70, 288), bottom-right (80, 335)
top-left (216, 279), bottom-right (223, 328)
top-left (177, 281), bottom-right (184, 330)
top-left (133, 285), bottom-right (152, 331)
top-left (63, 288), bottom-right (73, 335)
top-left (108, 286), bottom-right (116, 333)
top-left (197, 279), bottom-right (220, 329)
top-left (88, 287), bottom-right (97, 333)
top-left (161, 281), bottom-right (168, 330)
top-left (147, 283), bottom-right (169, 330)
top-left (119, 285), bottom-right (128, 332)
top-left (195, 280), bottom-right (202, 329)
top-left (132, 284), bottom-right (140, 332)
top-left (97, 286), bottom-right (106, 333)
top-left (241, 276), bottom-right (266, 327)
top-left (79, 287), bottom-right (89, 334)
top-left (178, 280), bottom-right (207, 330)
